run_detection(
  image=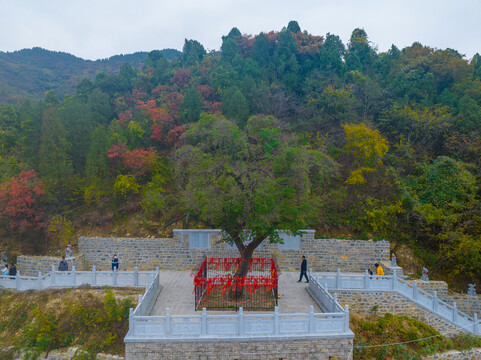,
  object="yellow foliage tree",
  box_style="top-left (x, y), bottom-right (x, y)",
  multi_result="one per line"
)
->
top-left (113, 174), bottom-right (139, 198)
top-left (48, 215), bottom-right (75, 250)
top-left (343, 123), bottom-right (389, 185)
